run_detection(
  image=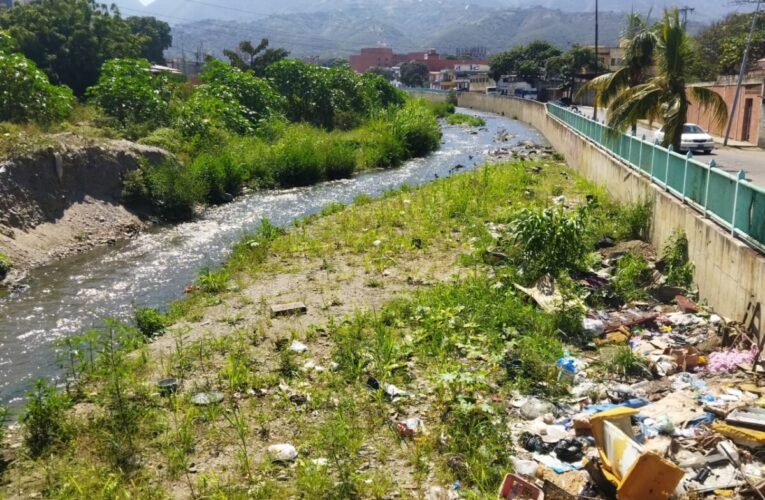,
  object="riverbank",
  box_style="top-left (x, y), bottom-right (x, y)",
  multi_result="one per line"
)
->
top-left (0, 134), bottom-right (168, 283)
top-left (0, 153), bottom-right (658, 497)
